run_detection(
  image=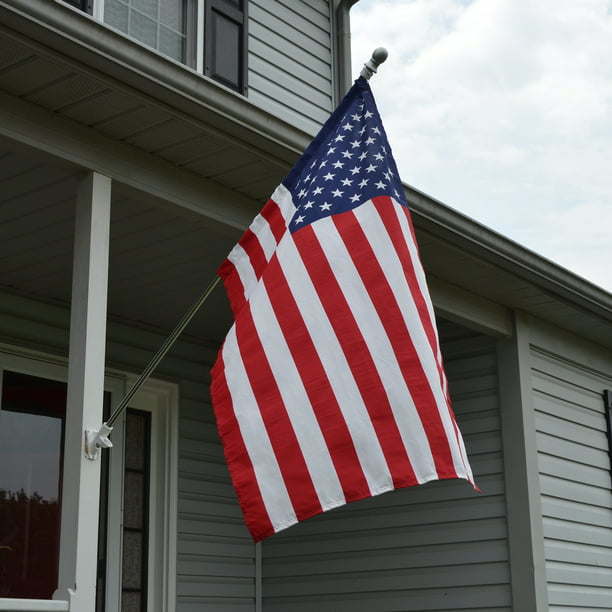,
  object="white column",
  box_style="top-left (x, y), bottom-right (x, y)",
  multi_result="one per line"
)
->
top-left (54, 172), bottom-right (112, 611)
